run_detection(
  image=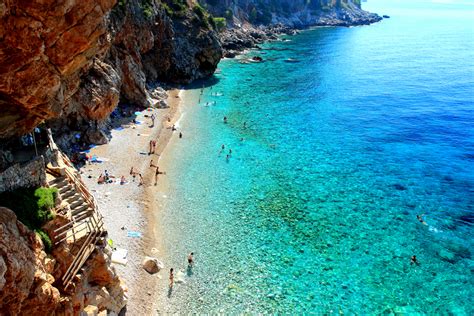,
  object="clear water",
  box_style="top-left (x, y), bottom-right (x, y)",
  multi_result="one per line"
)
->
top-left (157, 0), bottom-right (474, 313)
